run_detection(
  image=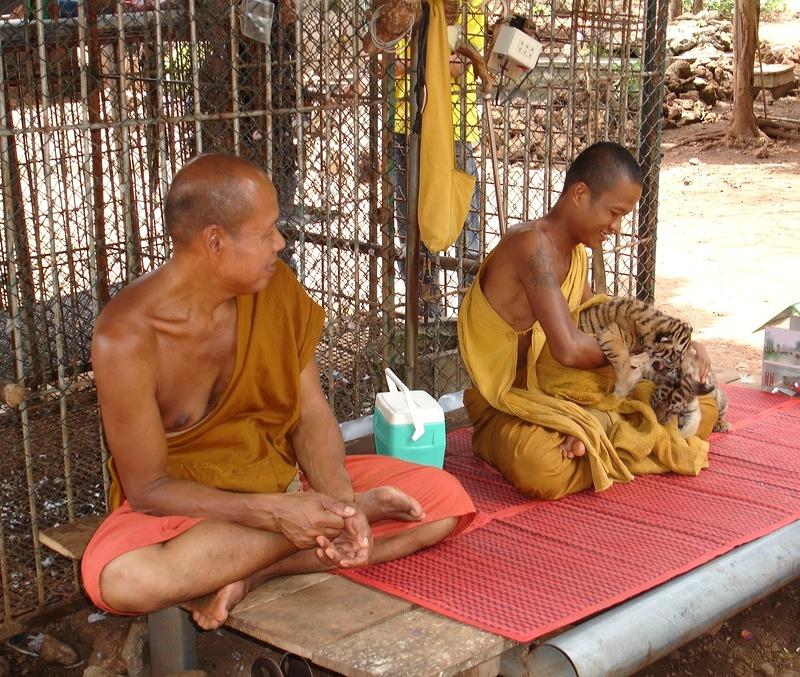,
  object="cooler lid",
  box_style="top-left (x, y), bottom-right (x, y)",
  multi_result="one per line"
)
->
top-left (375, 390), bottom-right (445, 426)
